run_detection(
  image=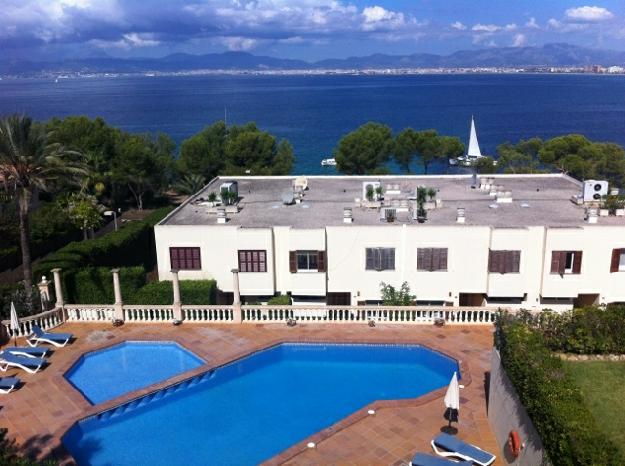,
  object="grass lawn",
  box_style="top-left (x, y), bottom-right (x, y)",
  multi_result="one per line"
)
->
top-left (564, 360), bottom-right (625, 456)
